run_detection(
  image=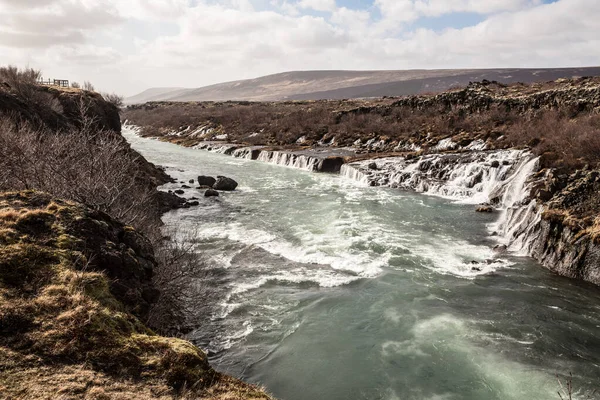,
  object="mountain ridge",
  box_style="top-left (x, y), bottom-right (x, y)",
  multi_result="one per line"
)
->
top-left (125, 67), bottom-right (600, 104)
